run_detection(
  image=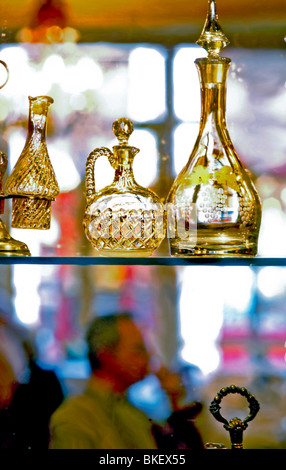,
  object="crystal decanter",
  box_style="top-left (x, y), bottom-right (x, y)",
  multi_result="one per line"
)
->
top-left (167, 0), bottom-right (261, 257)
top-left (83, 118), bottom-right (165, 256)
top-left (5, 95), bottom-right (59, 230)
